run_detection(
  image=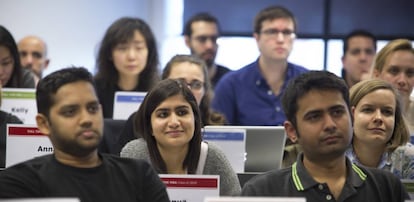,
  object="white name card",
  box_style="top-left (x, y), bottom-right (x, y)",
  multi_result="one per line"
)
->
top-left (202, 128), bottom-right (246, 173)
top-left (6, 124), bottom-right (53, 167)
top-left (113, 91), bottom-right (146, 120)
top-left (0, 198), bottom-right (80, 202)
top-left (160, 174), bottom-right (219, 202)
top-left (204, 197), bottom-right (306, 202)
top-left (1, 88), bottom-right (37, 124)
